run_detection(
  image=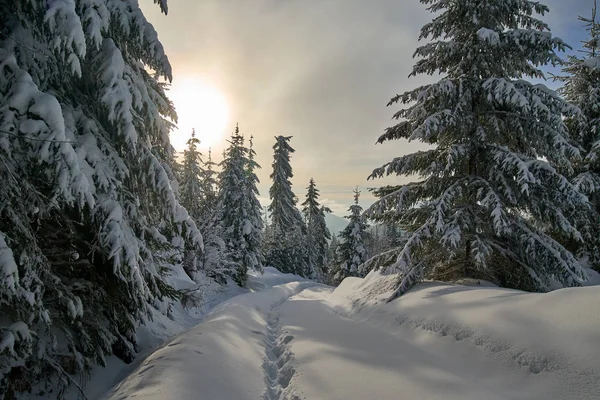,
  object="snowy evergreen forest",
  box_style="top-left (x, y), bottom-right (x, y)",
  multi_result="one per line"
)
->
top-left (1, 0), bottom-right (600, 398)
